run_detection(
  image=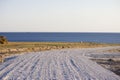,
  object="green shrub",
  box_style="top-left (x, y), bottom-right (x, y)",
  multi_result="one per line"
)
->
top-left (0, 36), bottom-right (8, 44)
